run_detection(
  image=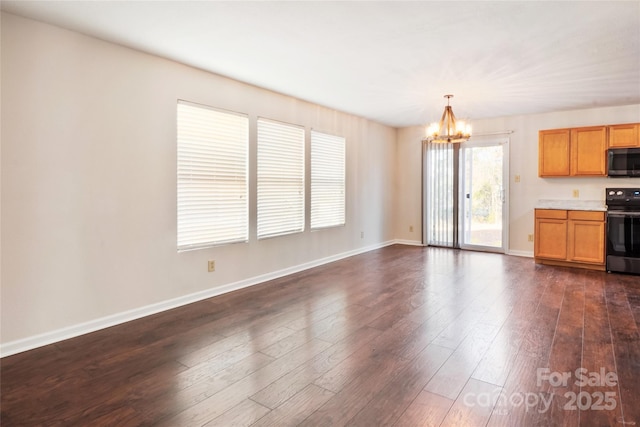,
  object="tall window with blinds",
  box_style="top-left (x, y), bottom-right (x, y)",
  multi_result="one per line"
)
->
top-left (177, 101), bottom-right (249, 251)
top-left (257, 118), bottom-right (305, 239)
top-left (311, 131), bottom-right (346, 229)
